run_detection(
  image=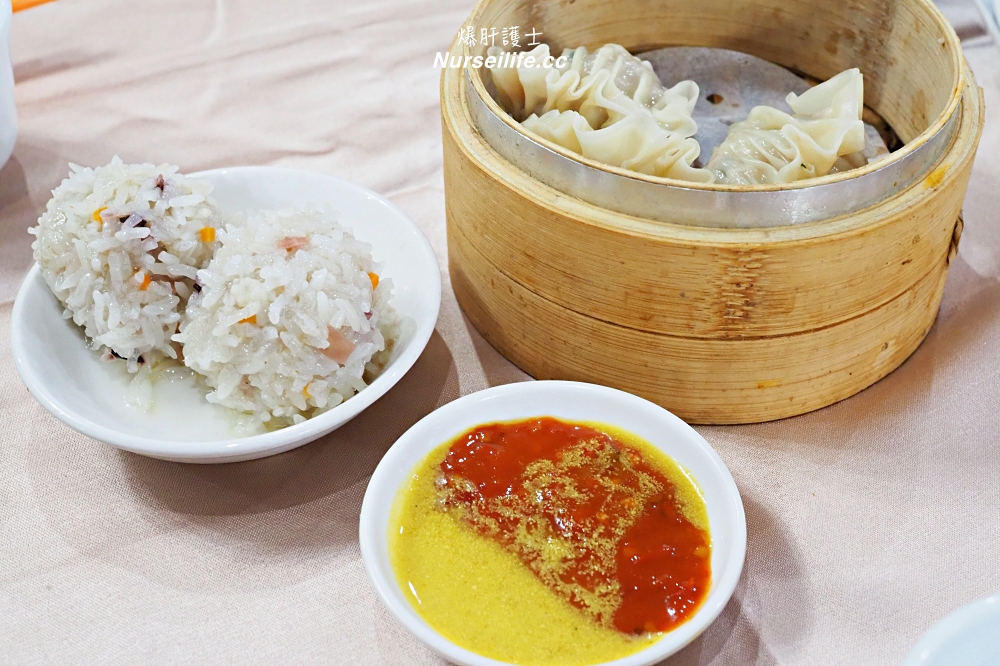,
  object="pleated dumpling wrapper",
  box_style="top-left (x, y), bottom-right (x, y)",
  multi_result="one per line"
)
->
top-left (706, 68), bottom-right (866, 185)
top-left (488, 43), bottom-right (712, 183)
